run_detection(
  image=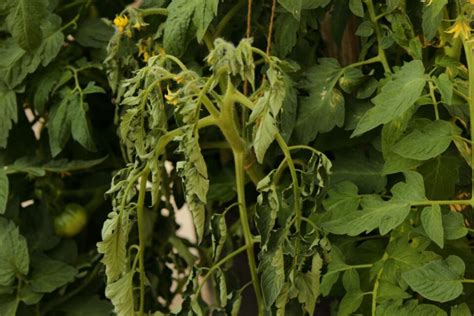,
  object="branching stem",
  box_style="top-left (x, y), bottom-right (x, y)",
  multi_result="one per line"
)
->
top-left (137, 167), bottom-right (150, 316)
